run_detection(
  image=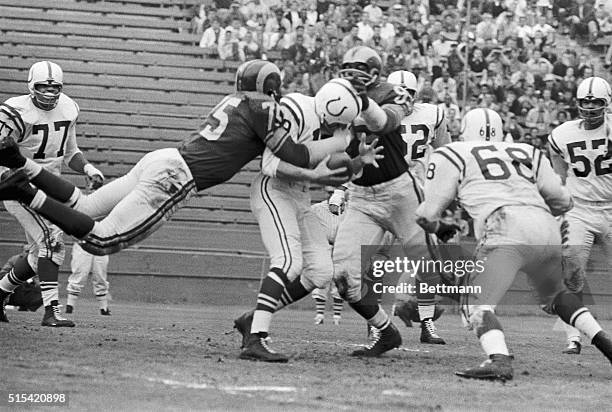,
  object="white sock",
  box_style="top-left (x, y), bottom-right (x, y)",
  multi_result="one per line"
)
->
top-left (29, 190), bottom-right (47, 209)
top-left (479, 329), bottom-right (510, 356)
top-left (67, 293), bottom-right (78, 307)
top-left (251, 310), bottom-right (273, 334)
top-left (40, 282), bottom-right (59, 307)
top-left (0, 270), bottom-right (24, 293)
top-left (96, 294), bottom-right (108, 310)
top-left (418, 304), bottom-right (435, 321)
top-left (563, 322), bottom-right (581, 343)
top-left (572, 310), bottom-right (603, 341)
top-left (367, 307), bottom-right (390, 330)
top-left (21, 158), bottom-right (42, 179)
